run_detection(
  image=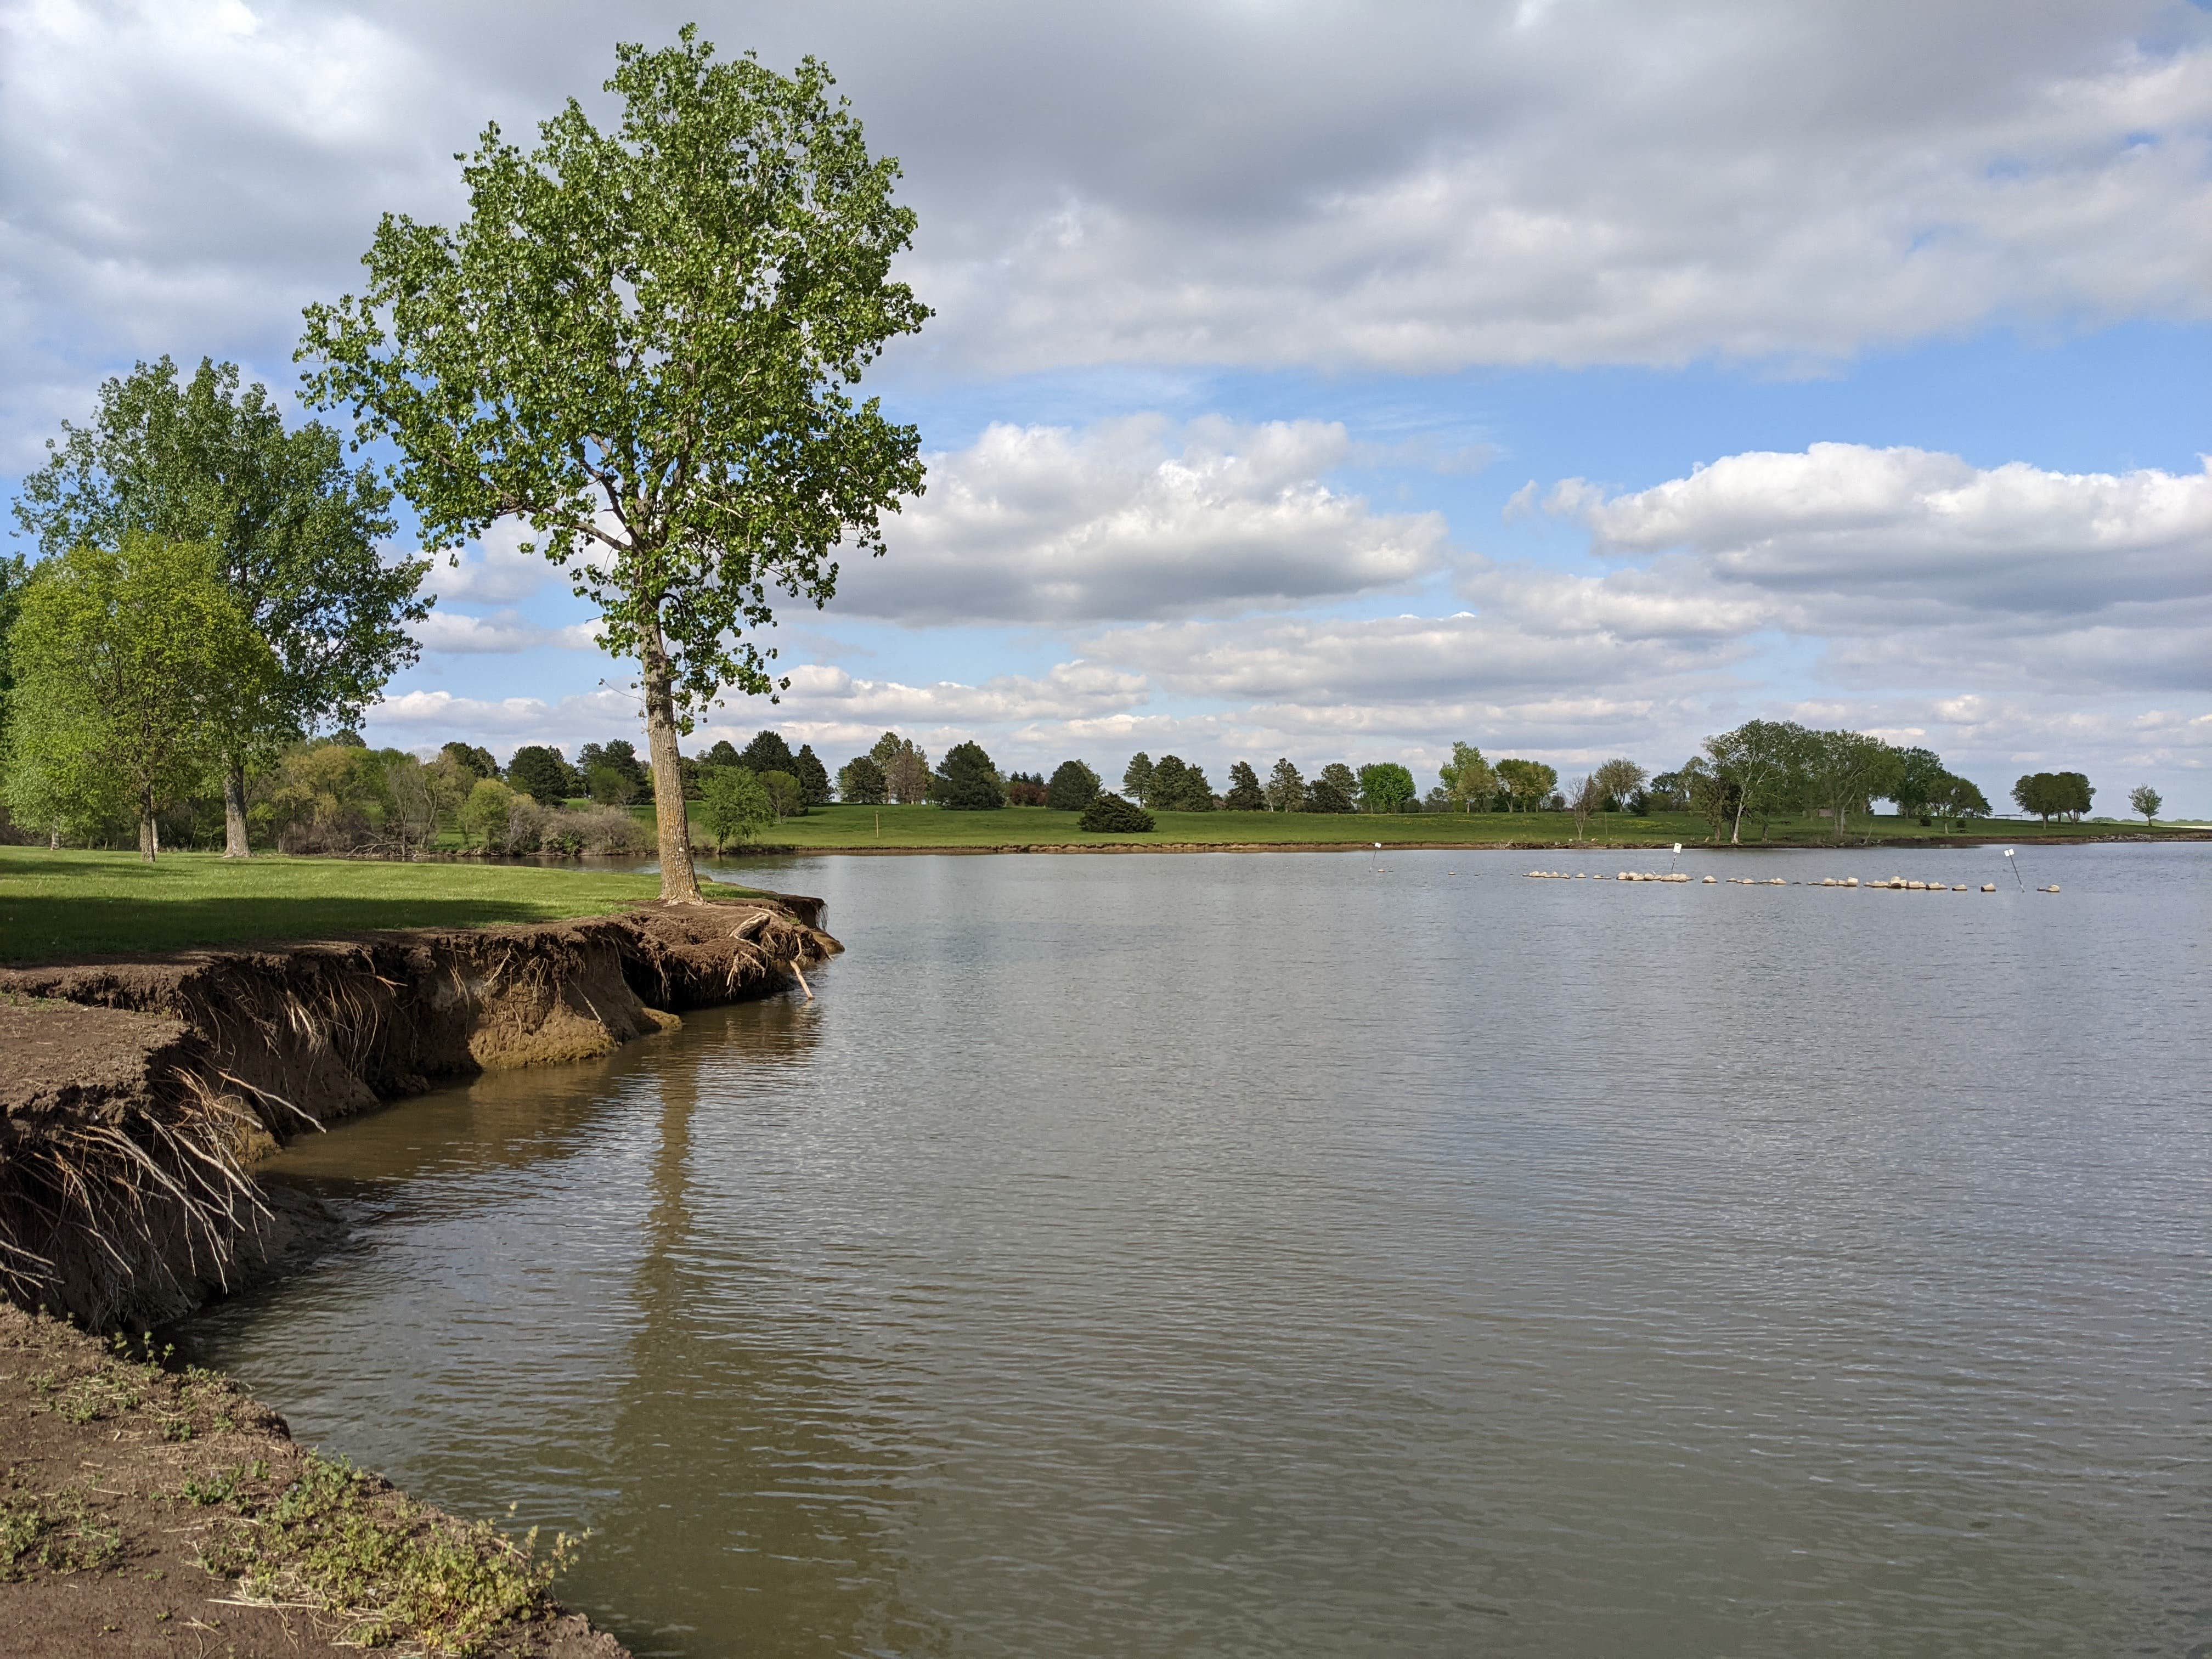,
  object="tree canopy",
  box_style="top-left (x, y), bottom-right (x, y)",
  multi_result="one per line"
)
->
top-left (1222, 760), bottom-right (1266, 811)
top-left (698, 766), bottom-right (774, 849)
top-left (740, 730), bottom-right (797, 777)
top-left (12, 355), bottom-right (424, 855)
top-left (838, 753), bottom-right (888, 804)
top-left (870, 732), bottom-right (930, 803)
top-left (1122, 752), bottom-right (1156, 807)
top-left (1308, 763), bottom-right (1358, 814)
top-left (298, 28), bottom-right (928, 901)
top-left (1357, 762), bottom-right (1415, 813)
top-left (1438, 742), bottom-right (1493, 810)
top-left (3, 536), bottom-right (279, 859)
top-left (2012, 771), bottom-right (2092, 823)
top-left (507, 744), bottom-right (577, 805)
top-left (932, 741), bottom-right (1005, 810)
top-left (1047, 759), bottom-right (1101, 811)
top-left (2130, 784), bottom-right (2162, 826)
top-left (1264, 758), bottom-right (1306, 812)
